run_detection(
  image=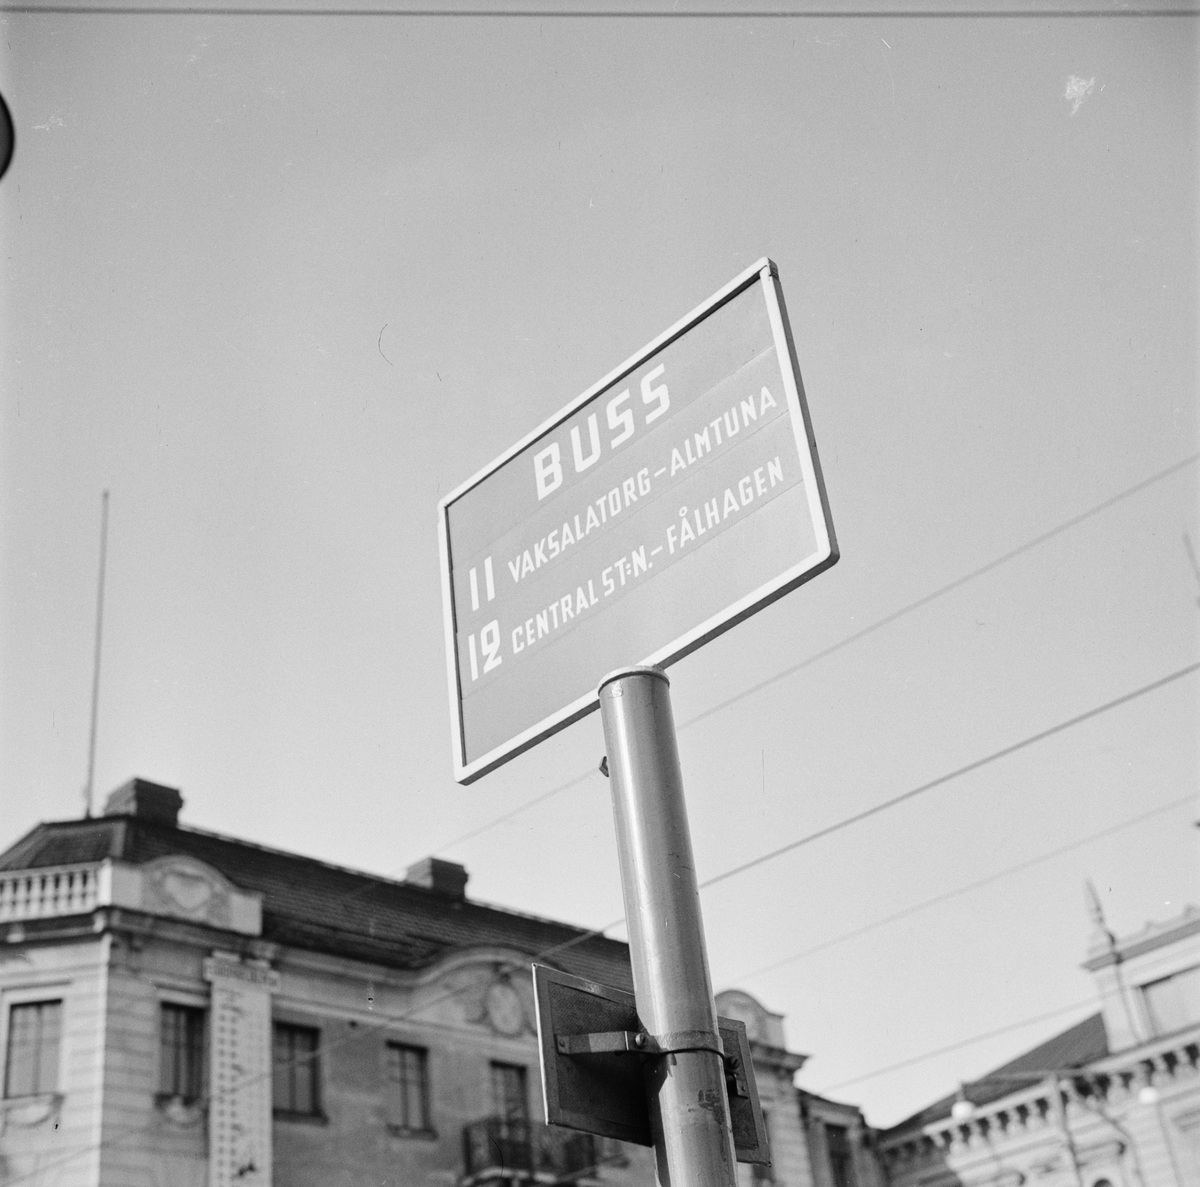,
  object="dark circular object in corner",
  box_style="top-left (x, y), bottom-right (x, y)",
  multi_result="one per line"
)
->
top-left (0, 92), bottom-right (13, 181)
